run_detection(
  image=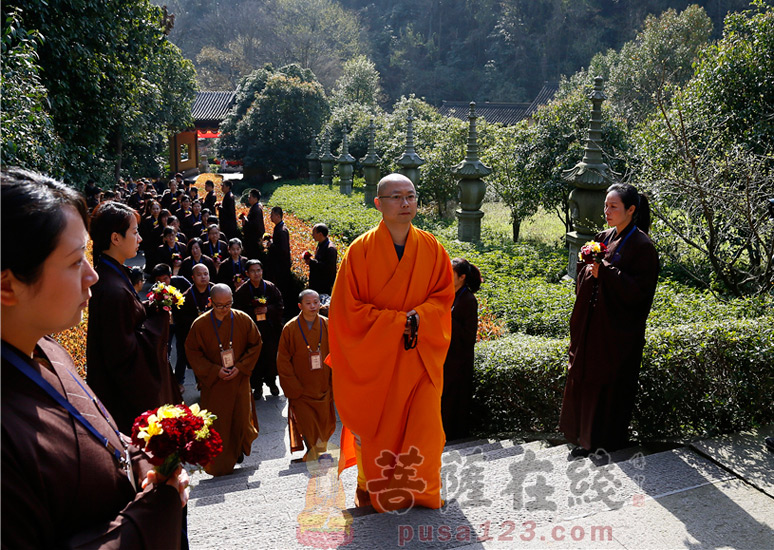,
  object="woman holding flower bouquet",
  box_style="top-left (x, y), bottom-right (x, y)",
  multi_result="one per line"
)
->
top-left (1, 168), bottom-right (187, 548)
top-left (87, 201), bottom-right (182, 434)
top-left (560, 183), bottom-right (659, 457)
